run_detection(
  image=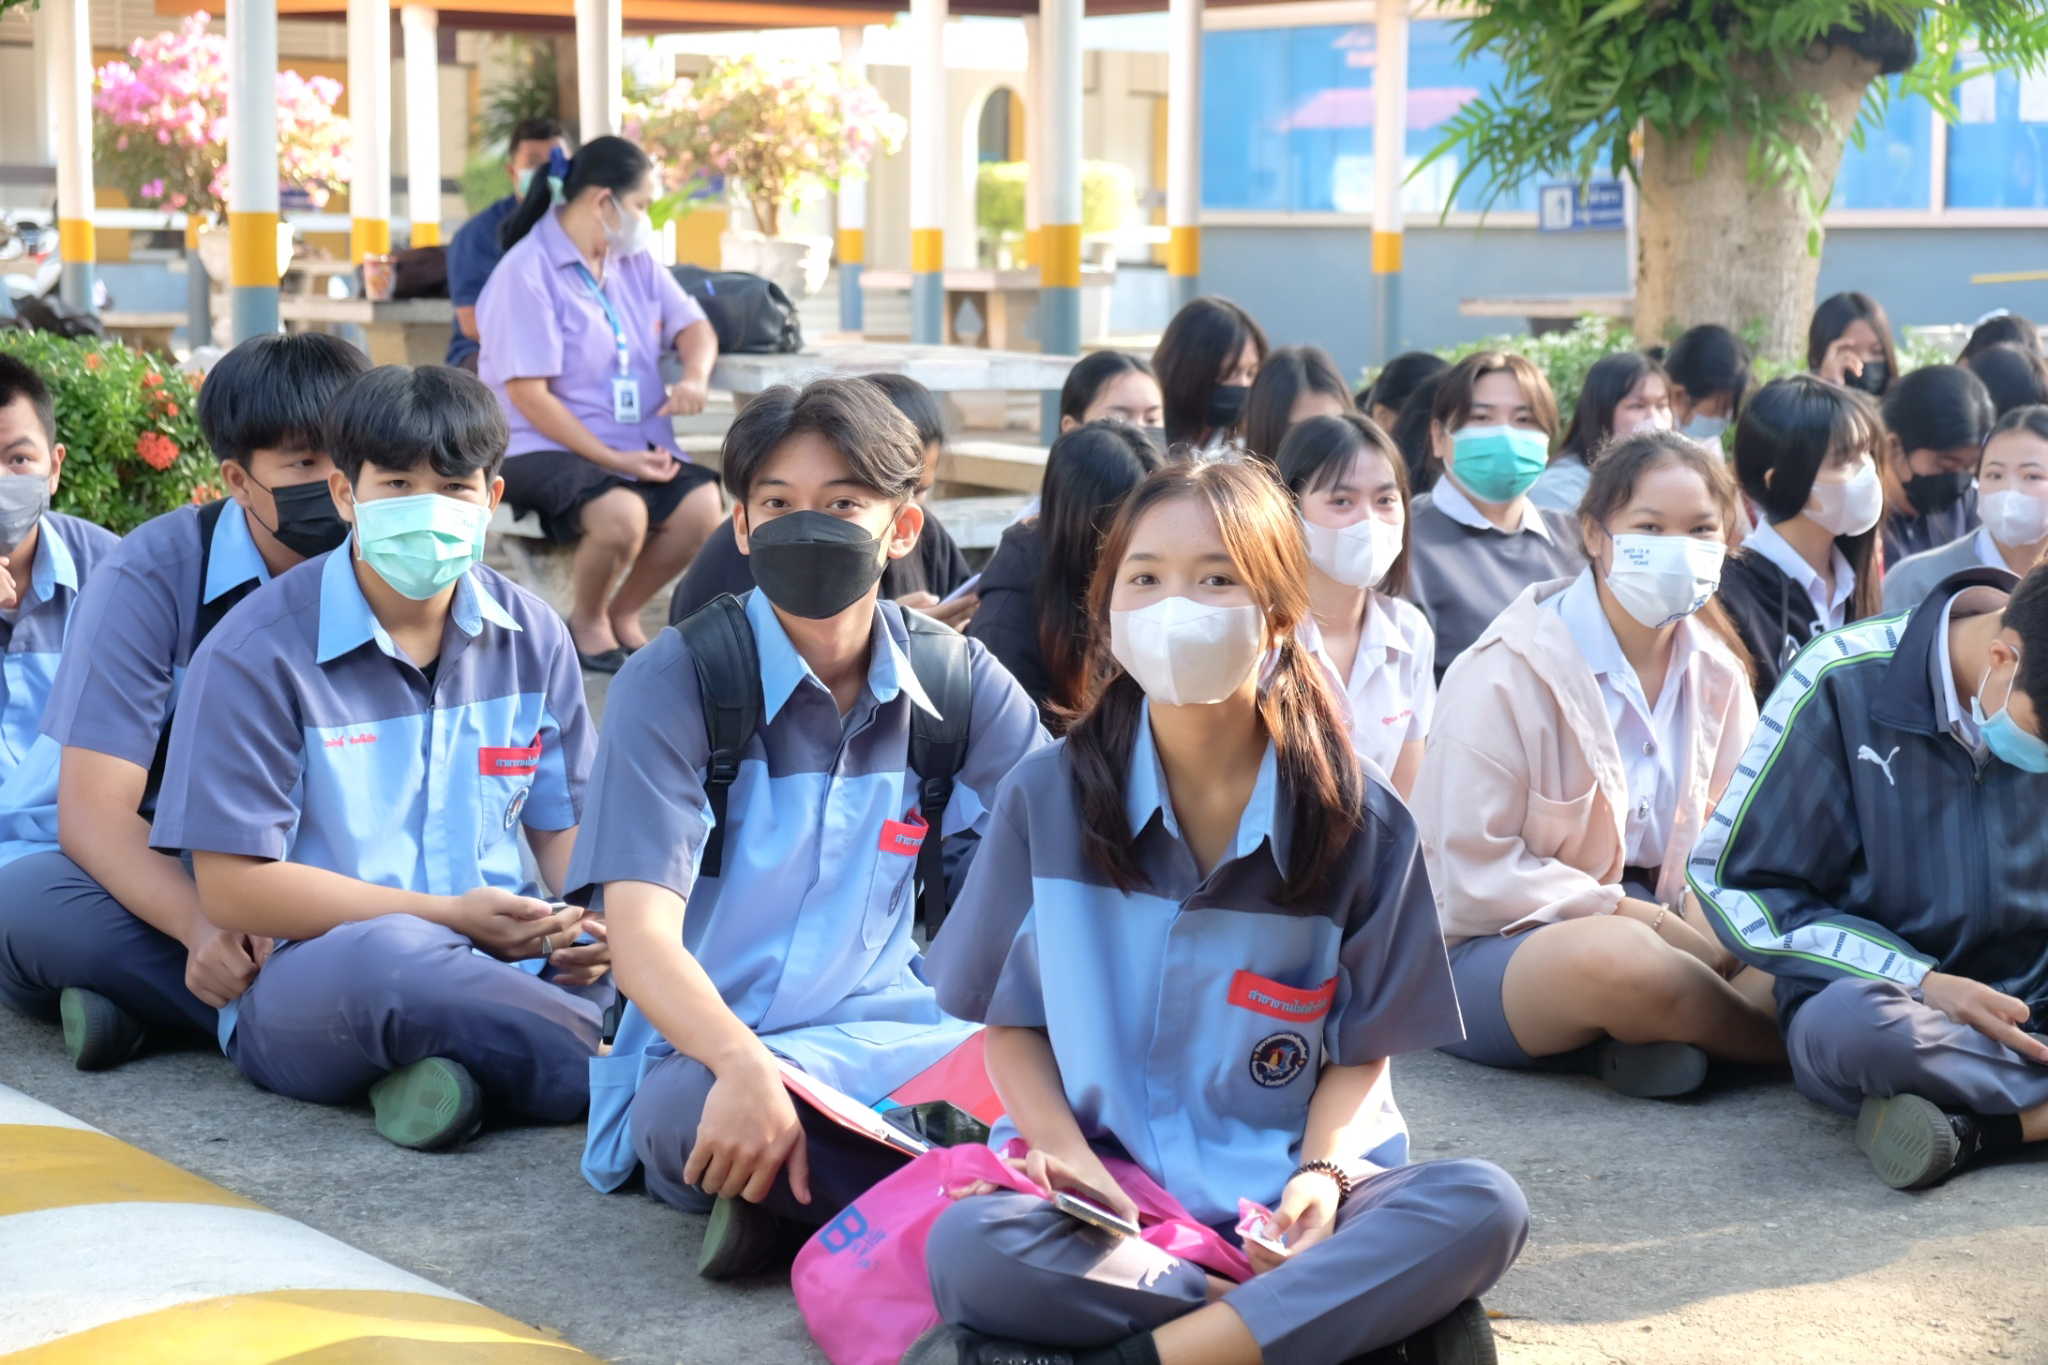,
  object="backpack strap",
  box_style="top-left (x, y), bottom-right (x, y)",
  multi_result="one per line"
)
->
top-left (676, 592), bottom-right (763, 881)
top-left (142, 500), bottom-right (250, 810)
top-left (900, 611), bottom-right (974, 940)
